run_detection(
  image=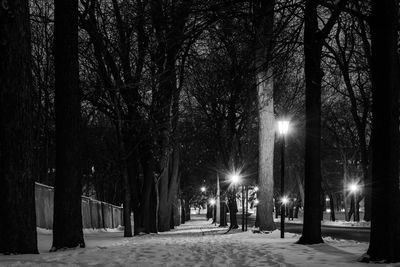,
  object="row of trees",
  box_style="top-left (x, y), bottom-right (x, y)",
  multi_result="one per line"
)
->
top-left (1, 0), bottom-right (400, 263)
